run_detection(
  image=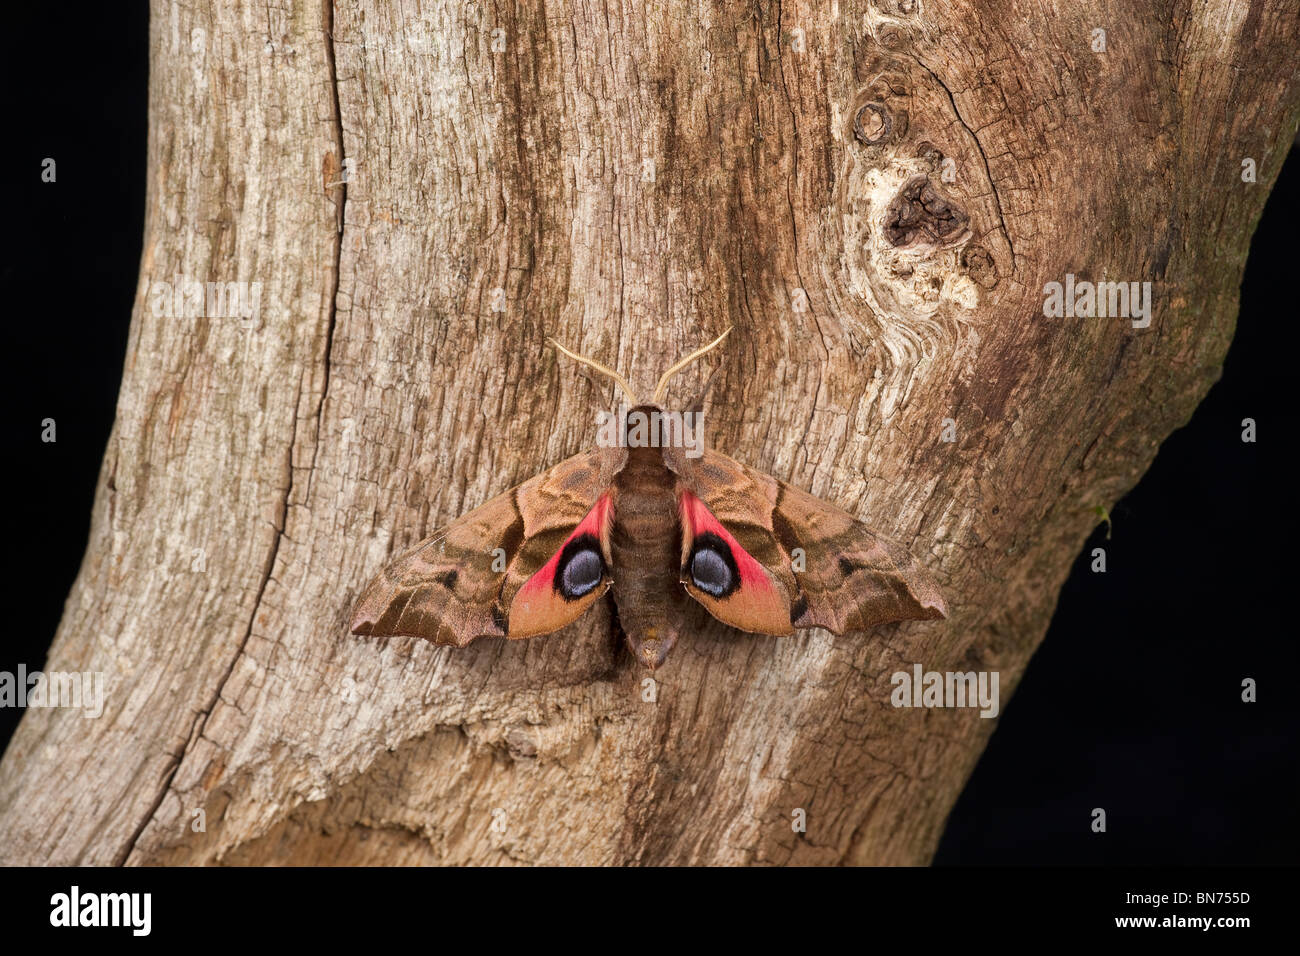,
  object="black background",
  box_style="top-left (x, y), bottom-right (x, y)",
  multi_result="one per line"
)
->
top-left (2, 3), bottom-right (1295, 866)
